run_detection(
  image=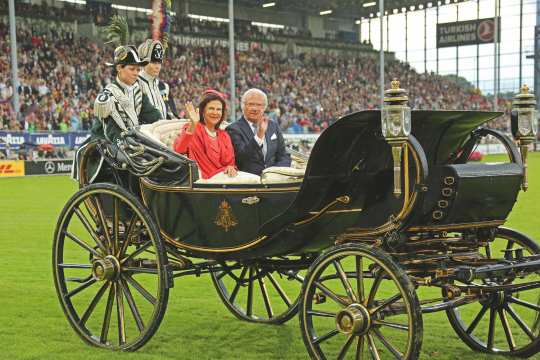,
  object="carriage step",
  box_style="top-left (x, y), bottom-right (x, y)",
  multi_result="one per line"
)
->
top-left (454, 256), bottom-right (540, 283)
